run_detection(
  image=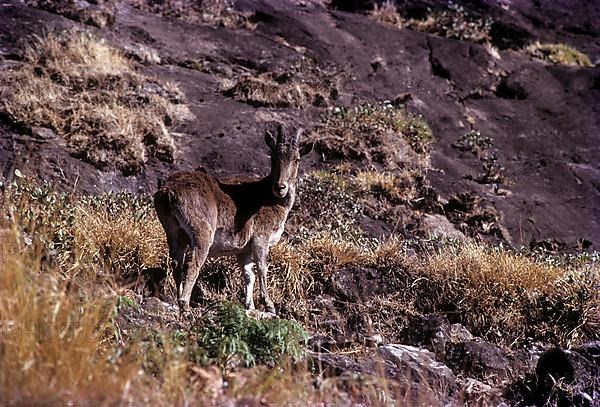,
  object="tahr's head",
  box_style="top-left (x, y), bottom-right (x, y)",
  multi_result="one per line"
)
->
top-left (265, 124), bottom-right (313, 199)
